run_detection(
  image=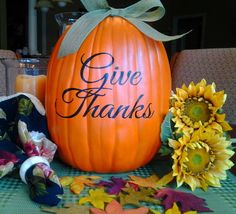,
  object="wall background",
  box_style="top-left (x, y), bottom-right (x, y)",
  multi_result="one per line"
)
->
top-left (1, 0), bottom-right (236, 58)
